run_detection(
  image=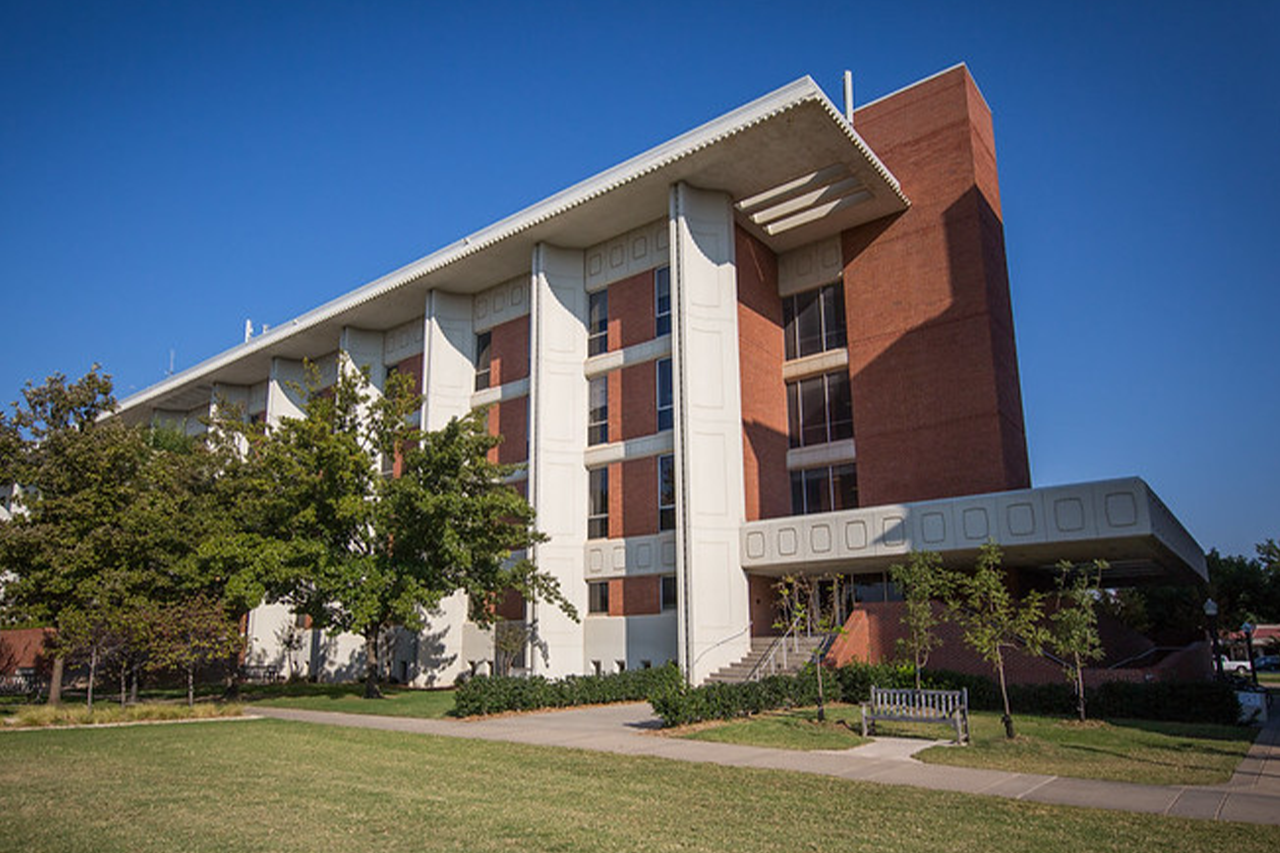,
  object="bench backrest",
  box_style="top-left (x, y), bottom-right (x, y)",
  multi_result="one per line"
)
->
top-left (869, 686), bottom-right (968, 718)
